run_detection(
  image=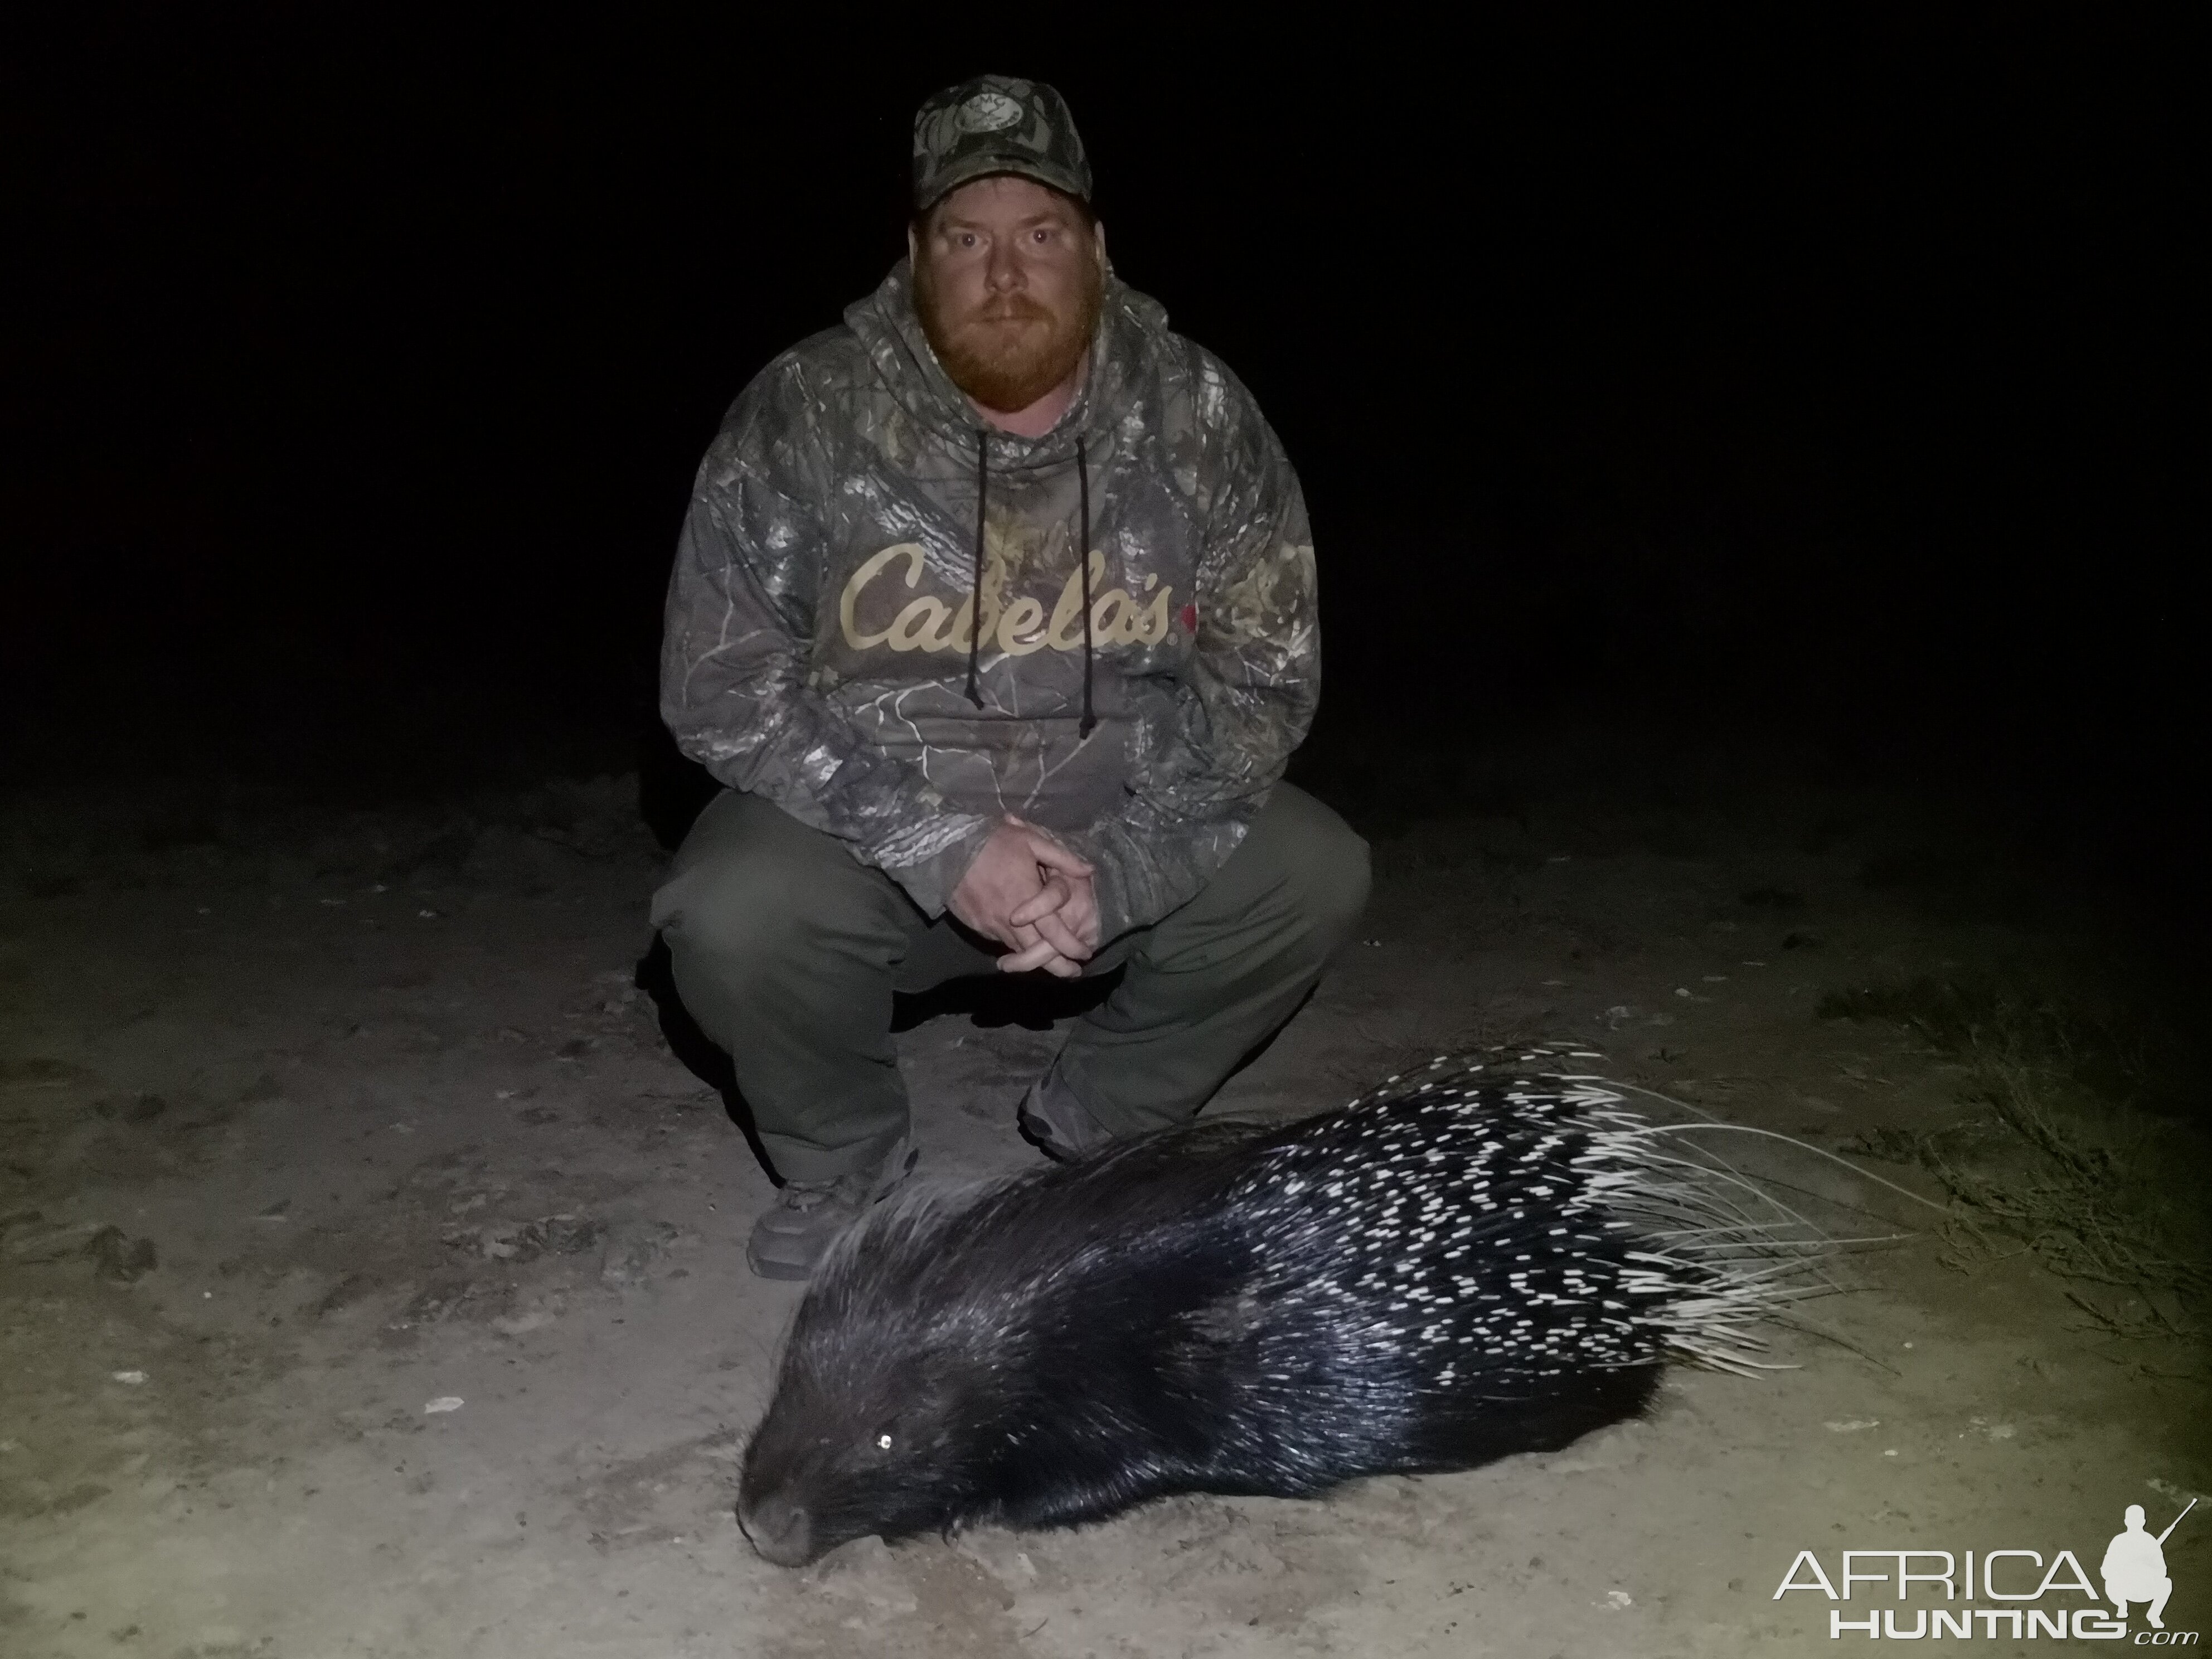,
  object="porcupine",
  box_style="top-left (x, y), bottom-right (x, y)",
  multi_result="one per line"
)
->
top-left (738, 1050), bottom-right (1827, 1567)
